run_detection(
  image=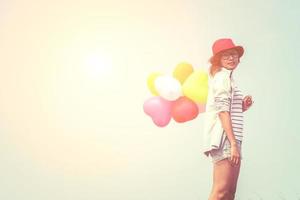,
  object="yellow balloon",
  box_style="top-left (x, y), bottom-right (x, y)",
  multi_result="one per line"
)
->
top-left (147, 72), bottom-right (162, 96)
top-left (173, 62), bottom-right (194, 84)
top-left (182, 69), bottom-right (209, 104)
